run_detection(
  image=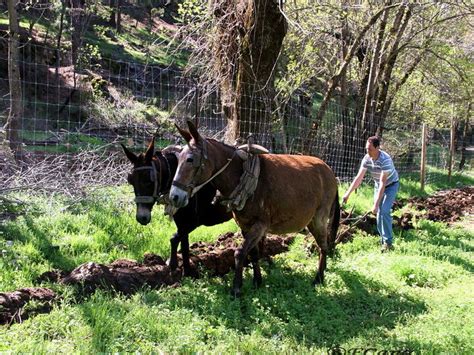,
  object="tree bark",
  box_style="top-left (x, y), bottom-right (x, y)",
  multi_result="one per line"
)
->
top-left (116, 0), bottom-right (121, 33)
top-left (56, 0), bottom-right (66, 81)
top-left (374, 3), bottom-right (412, 130)
top-left (6, 0), bottom-right (23, 160)
top-left (213, 0), bottom-right (287, 147)
top-left (361, 6), bottom-right (389, 131)
top-left (458, 102), bottom-right (471, 170)
top-left (109, 0), bottom-right (116, 27)
top-left (313, 4), bottom-right (397, 128)
top-left (70, 0), bottom-right (85, 66)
